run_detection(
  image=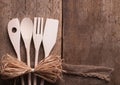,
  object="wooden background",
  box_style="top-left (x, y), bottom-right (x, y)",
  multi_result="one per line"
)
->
top-left (1, 0), bottom-right (120, 85)
top-left (0, 0), bottom-right (61, 85)
top-left (63, 0), bottom-right (120, 85)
